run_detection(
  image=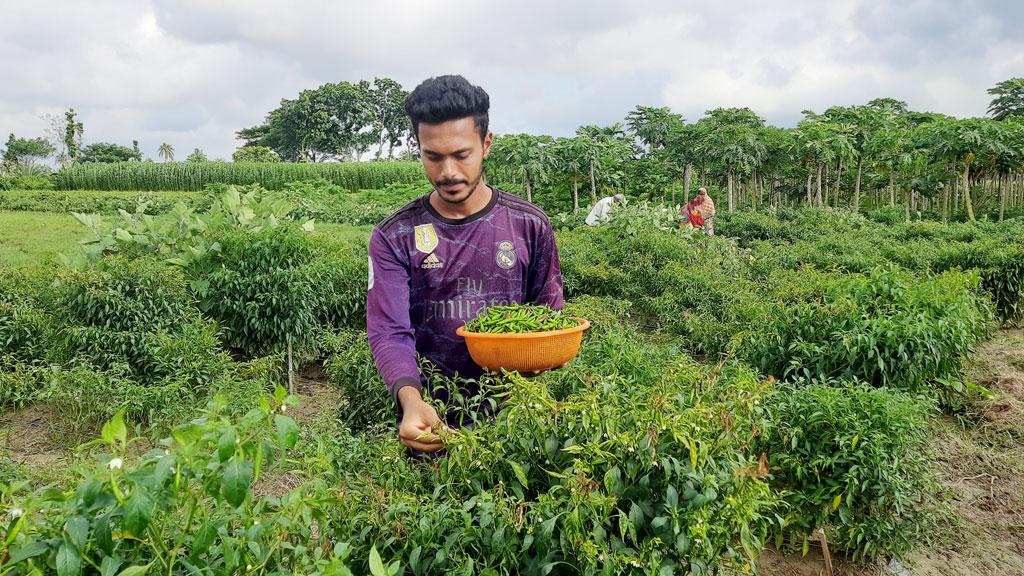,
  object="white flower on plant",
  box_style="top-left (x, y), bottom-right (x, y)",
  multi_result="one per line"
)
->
top-left (9, 507), bottom-right (23, 518)
top-left (280, 404), bottom-right (287, 413)
top-left (109, 458), bottom-right (123, 470)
